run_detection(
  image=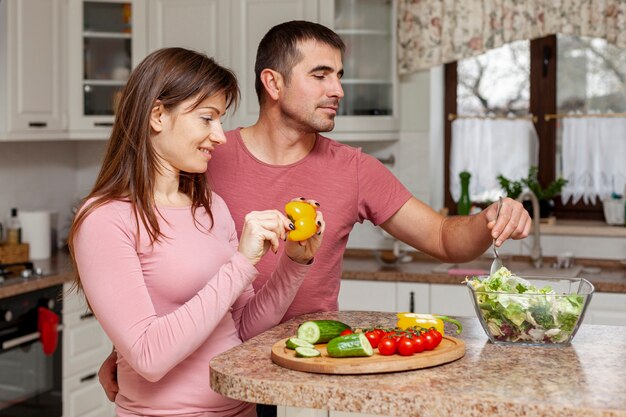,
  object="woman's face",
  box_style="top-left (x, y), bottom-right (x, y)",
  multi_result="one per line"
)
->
top-left (152, 92), bottom-right (227, 175)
